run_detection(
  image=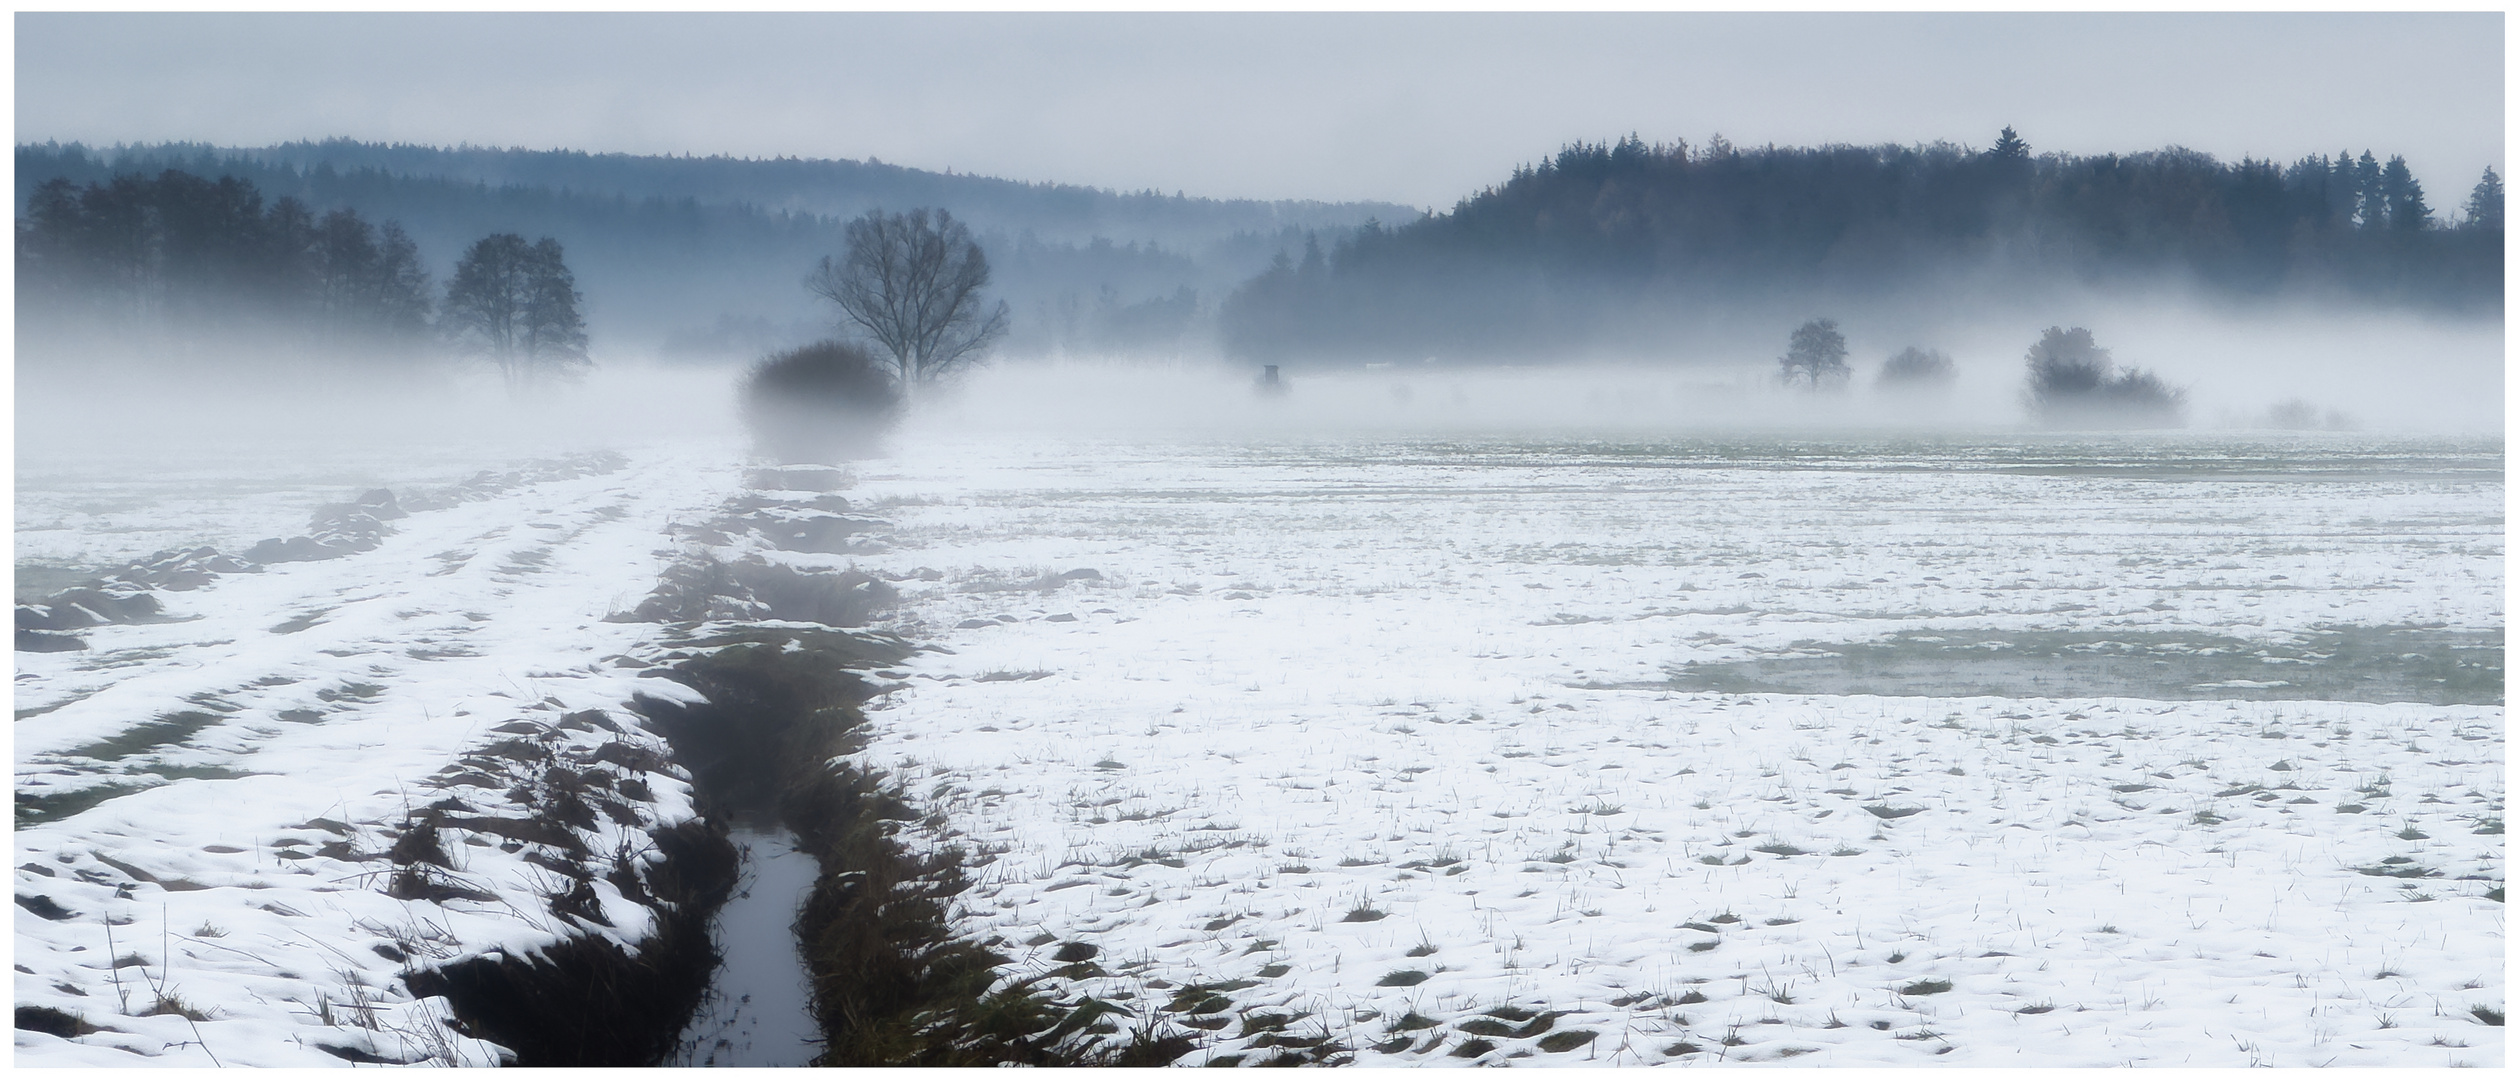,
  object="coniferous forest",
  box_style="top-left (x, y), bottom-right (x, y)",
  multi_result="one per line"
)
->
top-left (1221, 133), bottom-right (2503, 363)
